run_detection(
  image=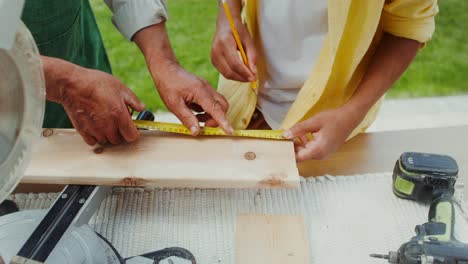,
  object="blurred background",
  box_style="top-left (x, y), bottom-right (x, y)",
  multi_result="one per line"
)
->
top-left (90, 0), bottom-right (468, 112)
